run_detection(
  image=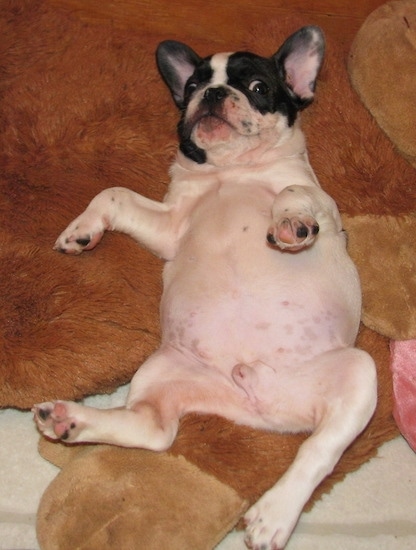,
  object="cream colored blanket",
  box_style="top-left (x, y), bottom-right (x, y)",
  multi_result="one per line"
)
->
top-left (0, 384), bottom-right (415, 550)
